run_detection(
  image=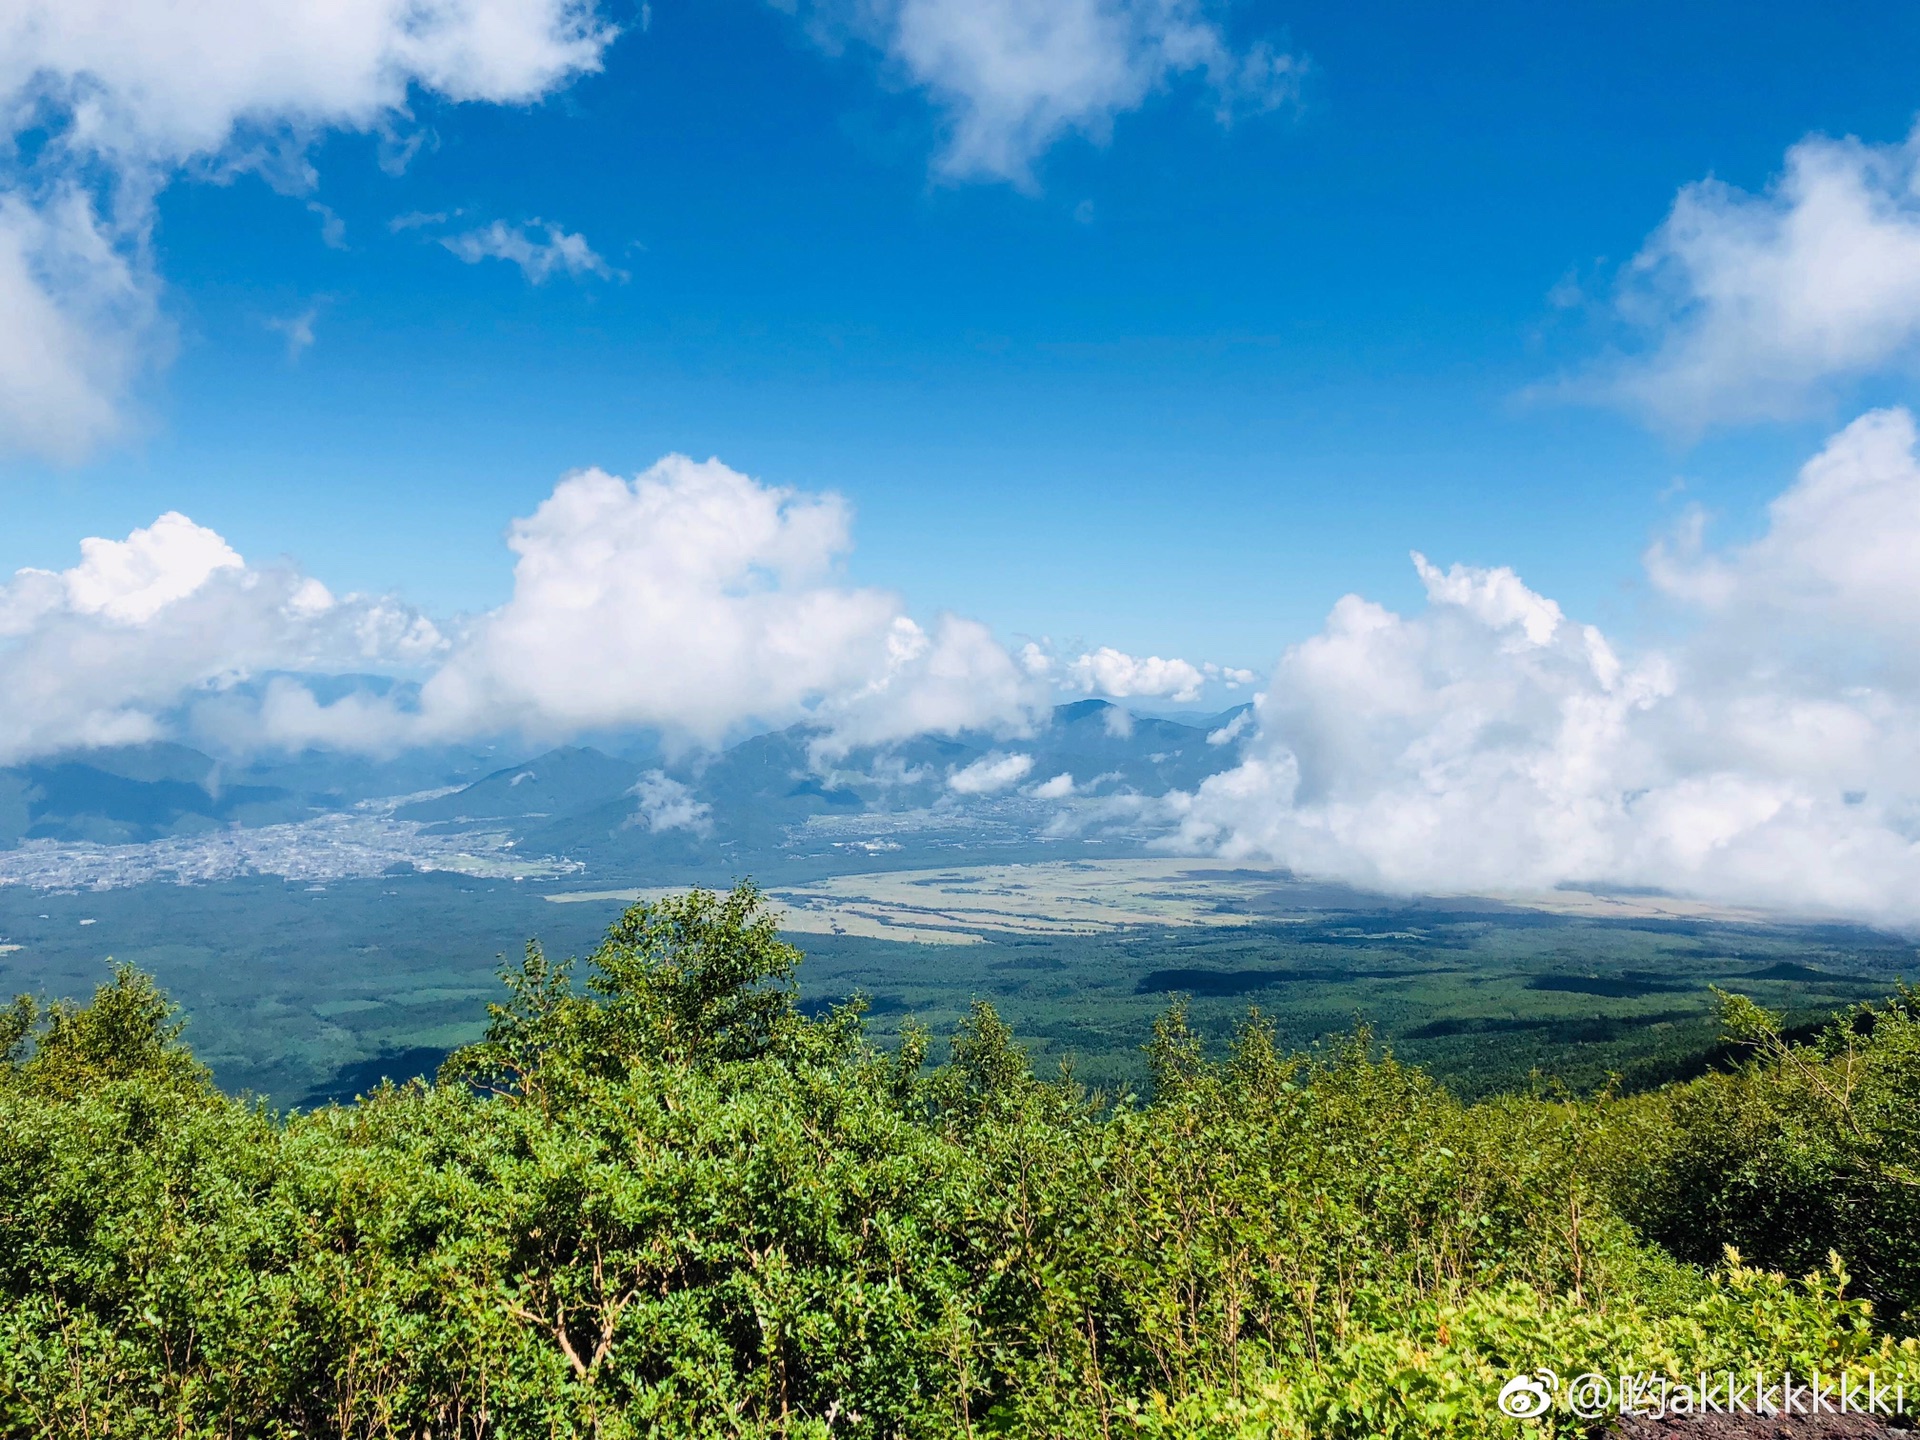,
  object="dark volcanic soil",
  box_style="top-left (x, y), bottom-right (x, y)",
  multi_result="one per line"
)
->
top-left (1607, 1412), bottom-right (1909, 1437)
